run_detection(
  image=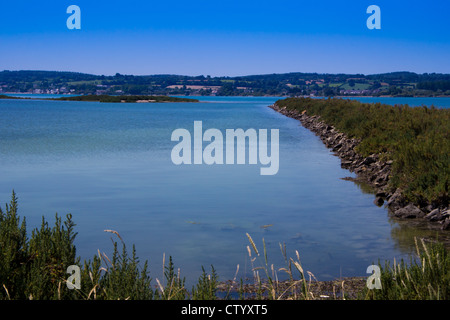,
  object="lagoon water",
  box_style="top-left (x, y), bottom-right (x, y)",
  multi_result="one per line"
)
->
top-left (0, 96), bottom-right (449, 286)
